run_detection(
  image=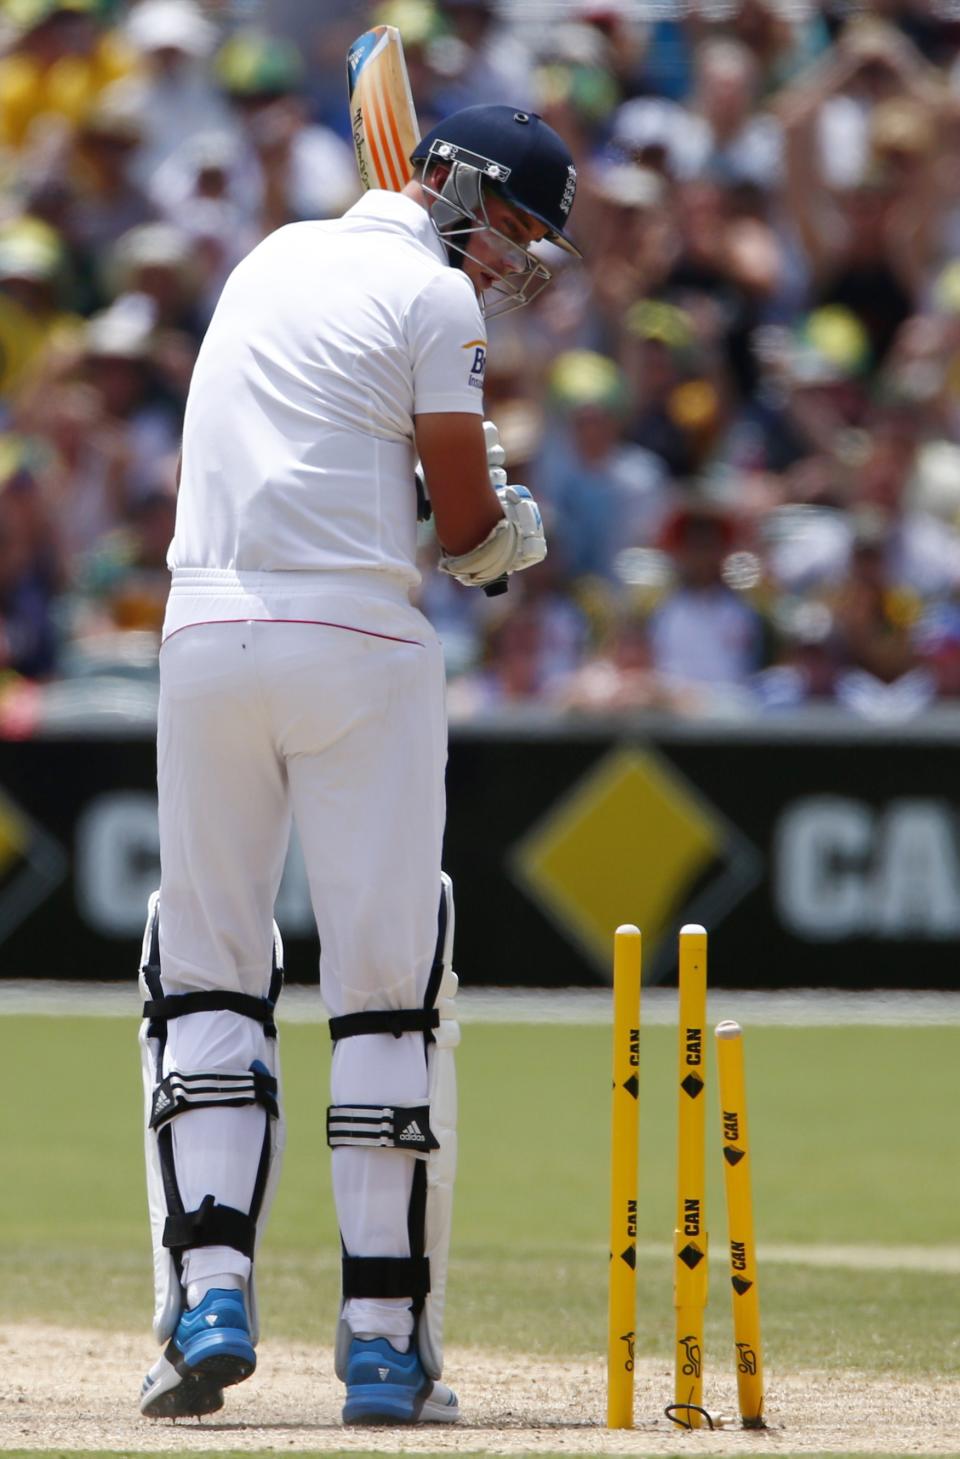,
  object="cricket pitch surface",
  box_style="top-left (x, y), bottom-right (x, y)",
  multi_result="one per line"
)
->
top-left (3, 1323), bottom-right (958, 1454)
